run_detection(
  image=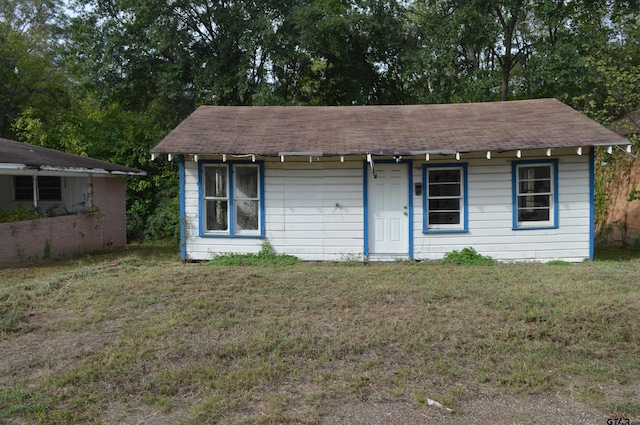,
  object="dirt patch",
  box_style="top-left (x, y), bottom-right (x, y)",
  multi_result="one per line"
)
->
top-left (56, 392), bottom-right (638, 424)
top-left (96, 401), bottom-right (191, 425)
top-left (0, 329), bottom-right (112, 386)
top-left (321, 393), bottom-right (634, 425)
top-left (0, 309), bottom-right (120, 386)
